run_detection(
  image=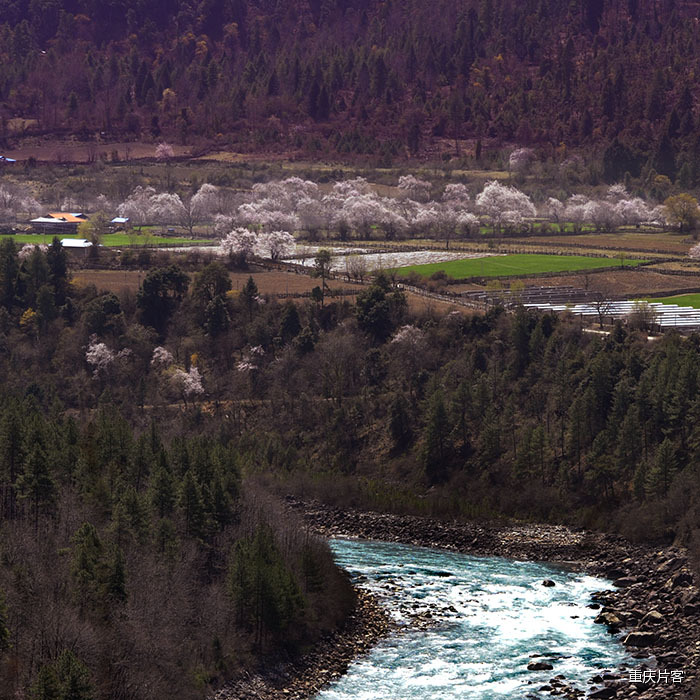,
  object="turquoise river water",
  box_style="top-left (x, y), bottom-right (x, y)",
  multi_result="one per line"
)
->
top-left (316, 538), bottom-right (631, 699)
